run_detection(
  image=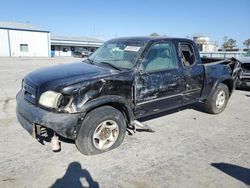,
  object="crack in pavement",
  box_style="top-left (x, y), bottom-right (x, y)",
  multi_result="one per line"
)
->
top-left (2, 97), bottom-right (15, 113)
